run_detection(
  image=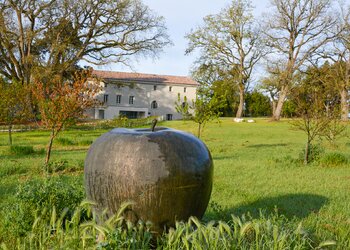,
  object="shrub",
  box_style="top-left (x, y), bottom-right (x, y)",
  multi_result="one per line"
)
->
top-left (299, 144), bottom-right (324, 164)
top-left (2, 177), bottom-right (84, 239)
top-left (9, 145), bottom-right (35, 155)
top-left (47, 160), bottom-right (69, 173)
top-left (16, 177), bottom-right (84, 212)
top-left (320, 152), bottom-right (348, 167)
